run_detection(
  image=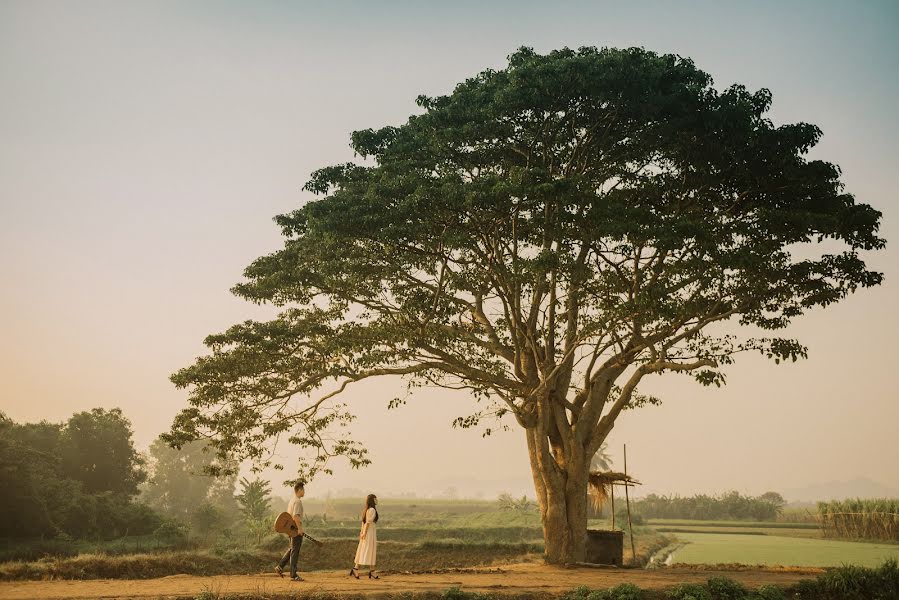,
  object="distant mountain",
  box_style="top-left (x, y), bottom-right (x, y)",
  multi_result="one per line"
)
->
top-left (783, 477), bottom-right (899, 502)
